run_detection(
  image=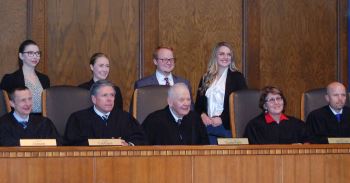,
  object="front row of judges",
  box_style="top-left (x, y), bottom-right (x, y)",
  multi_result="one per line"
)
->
top-left (0, 80), bottom-right (349, 146)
